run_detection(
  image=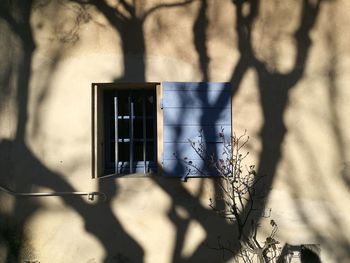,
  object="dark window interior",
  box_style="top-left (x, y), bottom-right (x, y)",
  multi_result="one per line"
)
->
top-left (103, 89), bottom-right (157, 175)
